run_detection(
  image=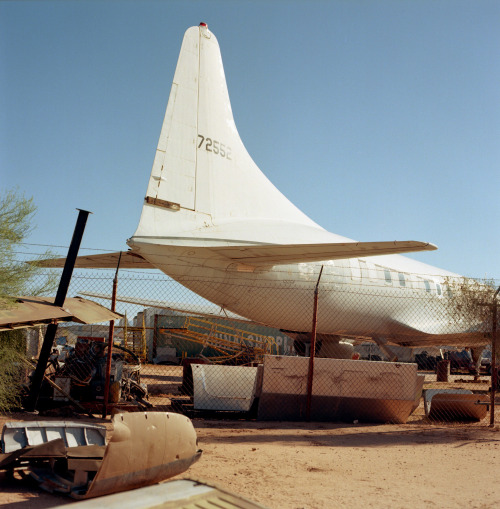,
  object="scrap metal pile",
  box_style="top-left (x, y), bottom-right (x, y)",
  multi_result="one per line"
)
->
top-left (27, 336), bottom-right (150, 413)
top-left (0, 412), bottom-right (202, 499)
